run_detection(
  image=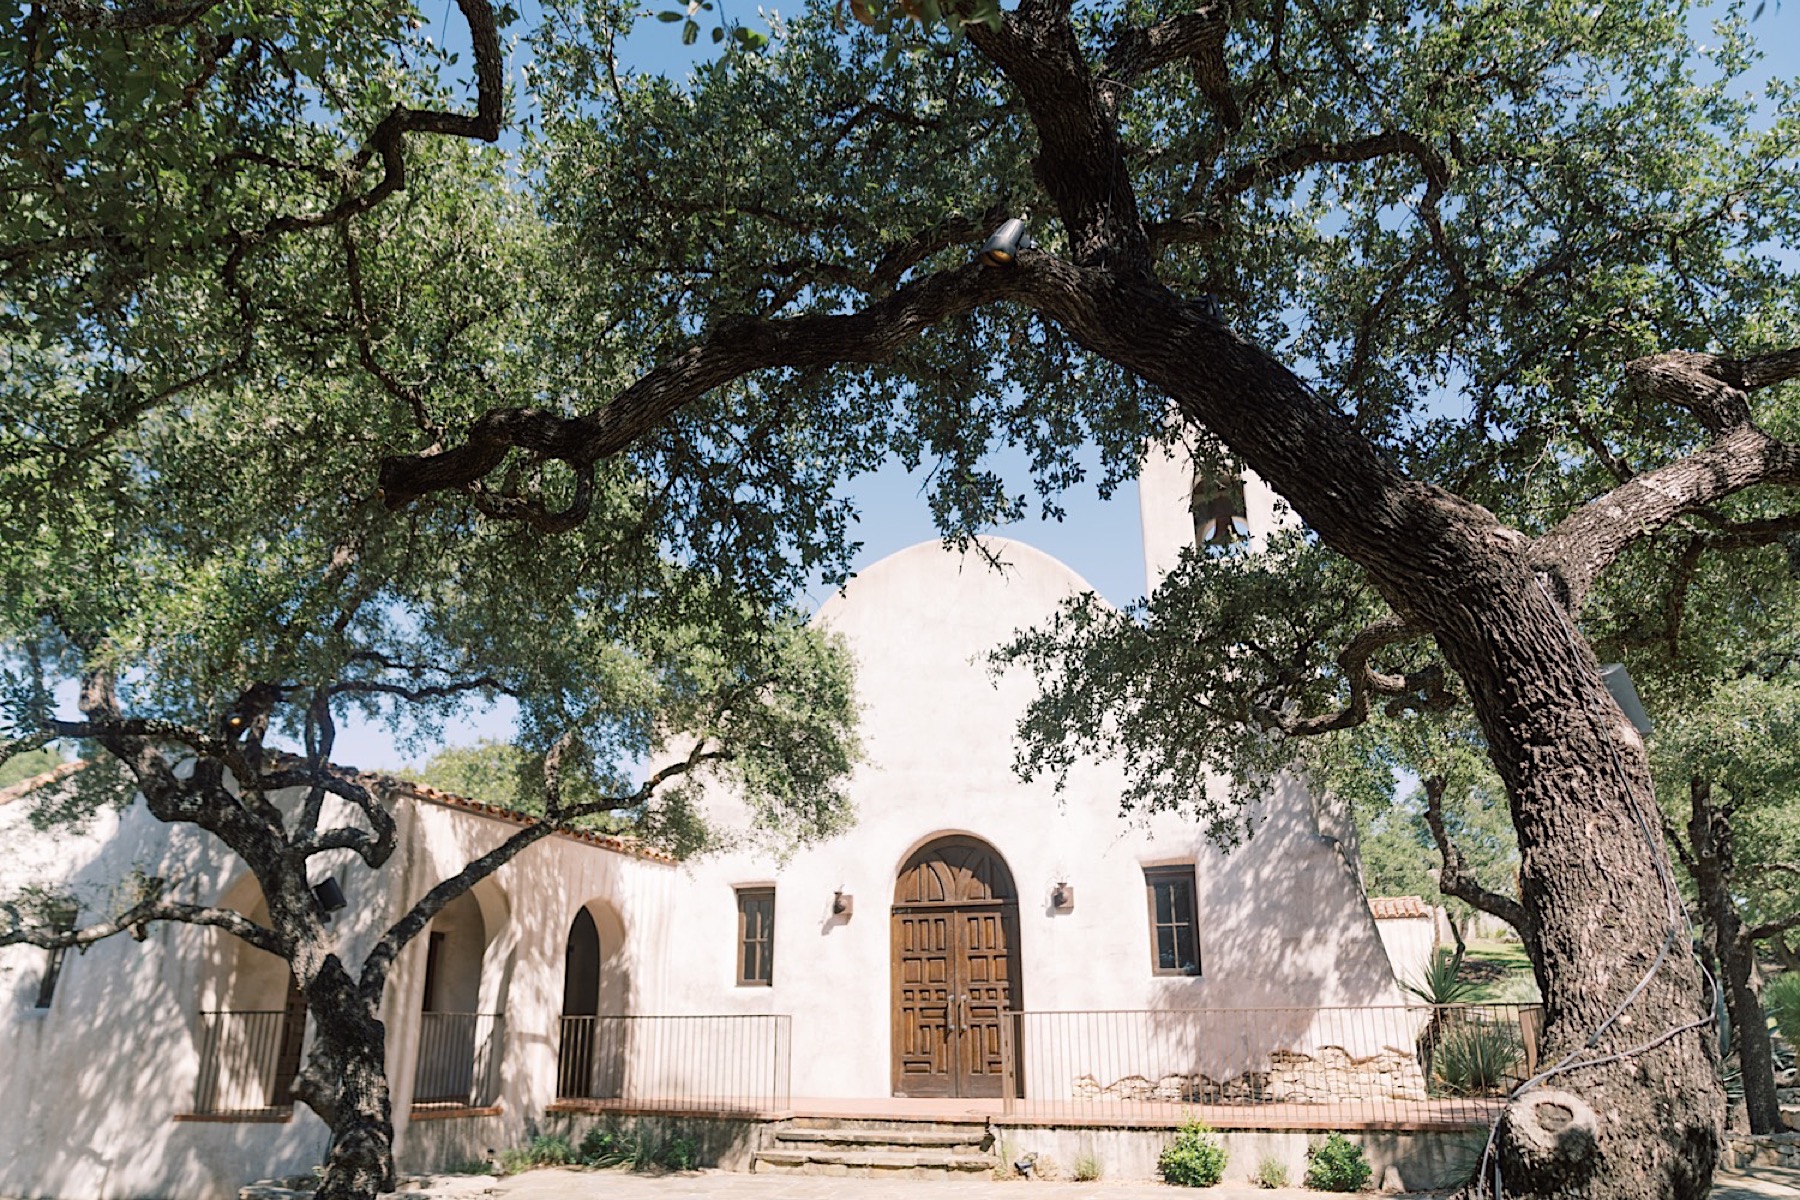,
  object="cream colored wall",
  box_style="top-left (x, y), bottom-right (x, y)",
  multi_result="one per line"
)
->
top-left (0, 777), bottom-right (673, 1200)
top-left (644, 536), bottom-right (1405, 1099)
top-left (1375, 914), bottom-right (1439, 995)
